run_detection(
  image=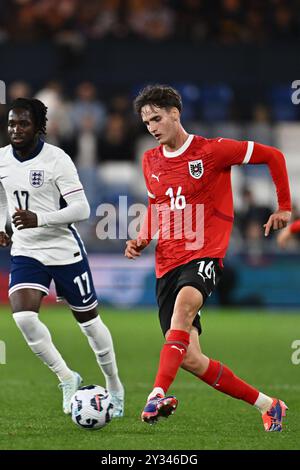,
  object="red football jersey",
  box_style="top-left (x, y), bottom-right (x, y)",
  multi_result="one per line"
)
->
top-left (142, 135), bottom-right (254, 277)
top-left (141, 134), bottom-right (291, 278)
